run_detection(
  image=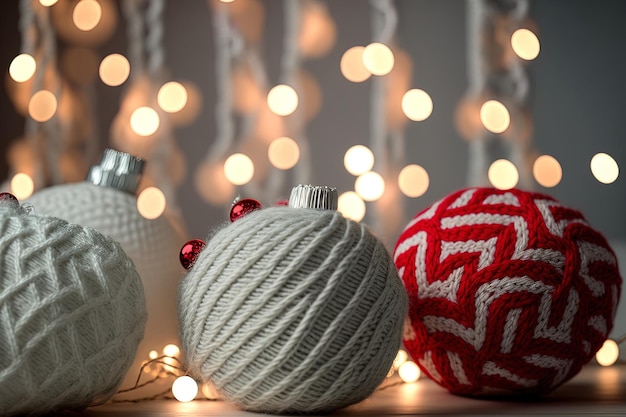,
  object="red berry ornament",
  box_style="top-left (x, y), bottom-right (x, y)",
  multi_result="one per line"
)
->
top-left (180, 239), bottom-right (206, 270)
top-left (230, 198), bottom-right (262, 222)
top-left (0, 192), bottom-right (19, 208)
